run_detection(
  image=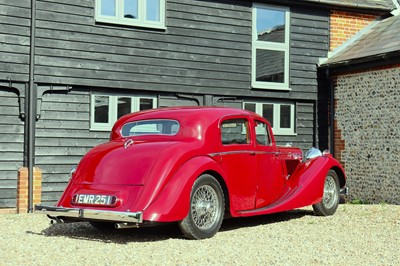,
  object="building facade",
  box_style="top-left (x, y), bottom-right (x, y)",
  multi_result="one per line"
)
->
top-left (0, 0), bottom-right (396, 211)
